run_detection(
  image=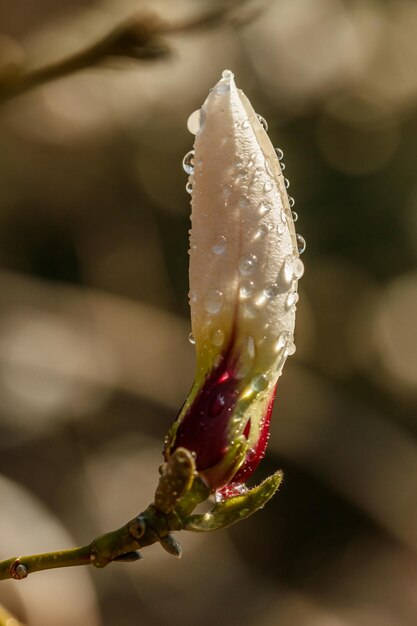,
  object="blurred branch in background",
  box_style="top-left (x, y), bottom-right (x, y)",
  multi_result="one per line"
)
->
top-left (0, 0), bottom-right (265, 104)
